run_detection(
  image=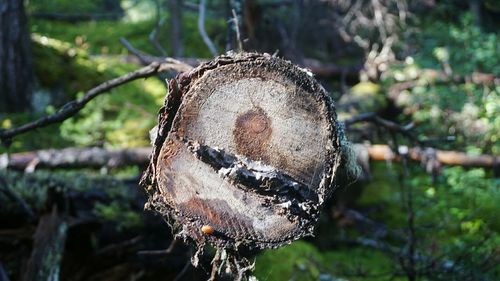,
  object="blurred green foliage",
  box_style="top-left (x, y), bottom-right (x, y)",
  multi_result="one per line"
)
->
top-left (259, 163), bottom-right (500, 281)
top-left (382, 14), bottom-right (500, 154)
top-left (412, 15), bottom-right (500, 75)
top-left (255, 241), bottom-right (401, 281)
top-left (1, 1), bottom-right (498, 280)
top-left (0, 2), bottom-right (224, 152)
top-left (28, 0), bottom-right (120, 14)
